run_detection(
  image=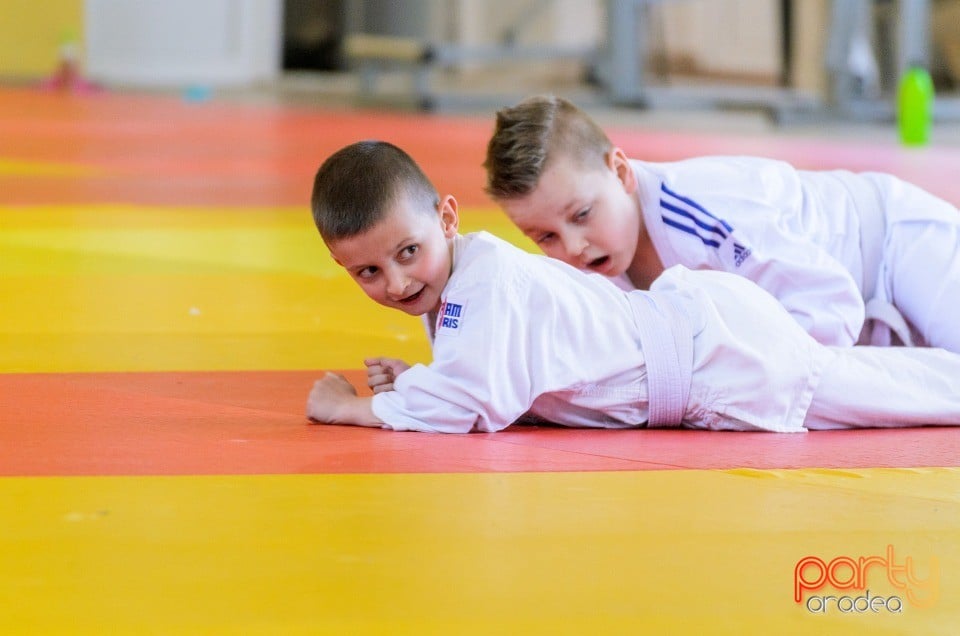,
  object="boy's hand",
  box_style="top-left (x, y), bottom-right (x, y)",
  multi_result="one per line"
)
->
top-left (306, 372), bottom-right (383, 428)
top-left (364, 357), bottom-right (411, 394)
